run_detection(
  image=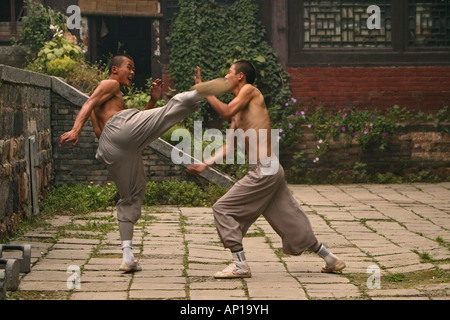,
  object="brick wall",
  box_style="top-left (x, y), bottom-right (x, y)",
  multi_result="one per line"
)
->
top-left (287, 66), bottom-right (450, 113)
